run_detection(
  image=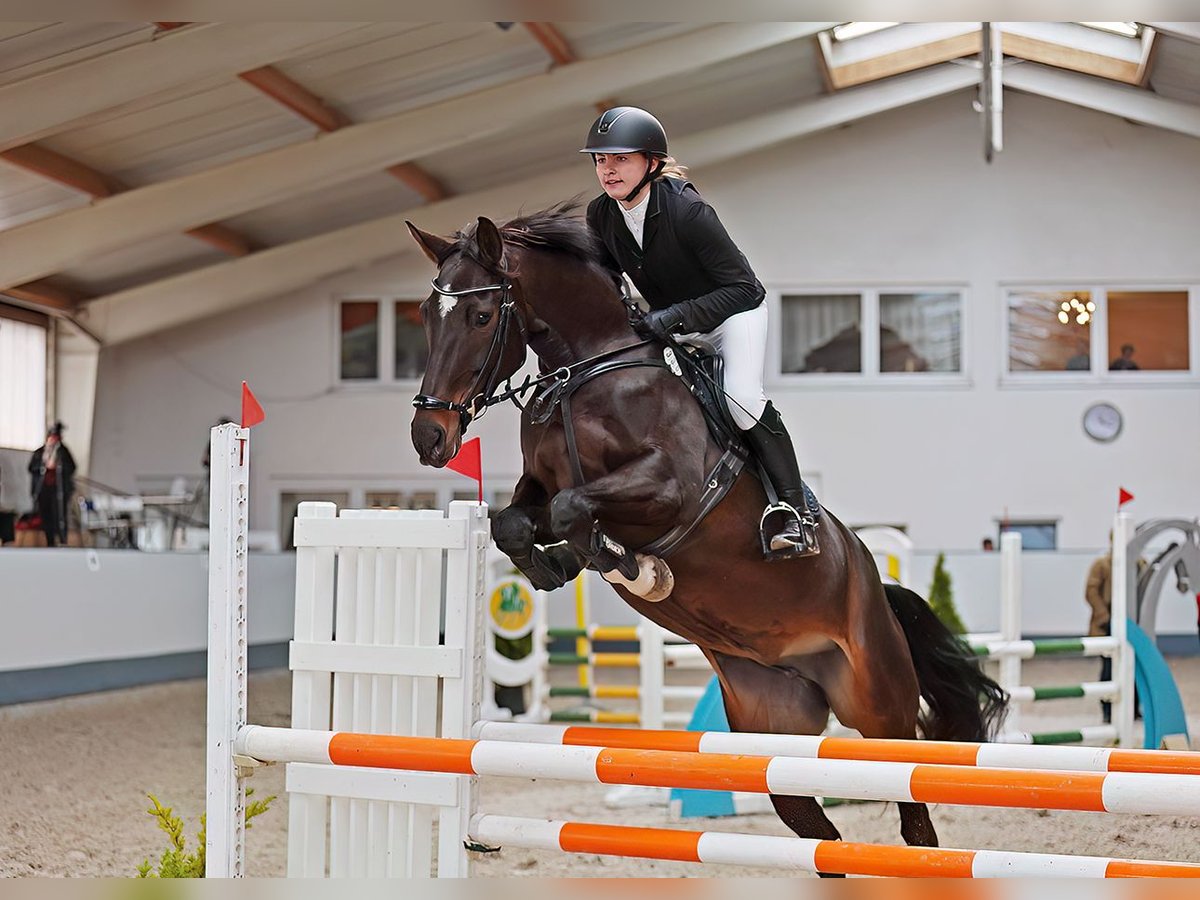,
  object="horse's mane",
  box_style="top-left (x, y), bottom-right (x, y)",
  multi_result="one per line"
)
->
top-left (453, 200), bottom-right (619, 283)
